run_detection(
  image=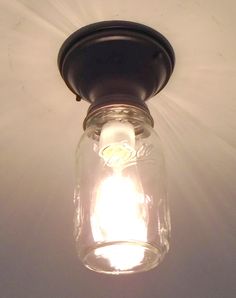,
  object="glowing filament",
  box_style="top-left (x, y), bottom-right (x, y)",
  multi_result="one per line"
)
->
top-left (91, 175), bottom-right (148, 270)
